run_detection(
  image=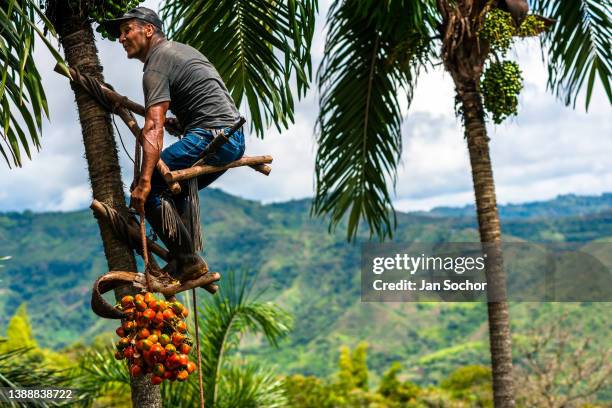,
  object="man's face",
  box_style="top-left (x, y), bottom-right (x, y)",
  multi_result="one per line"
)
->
top-left (118, 20), bottom-right (153, 60)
